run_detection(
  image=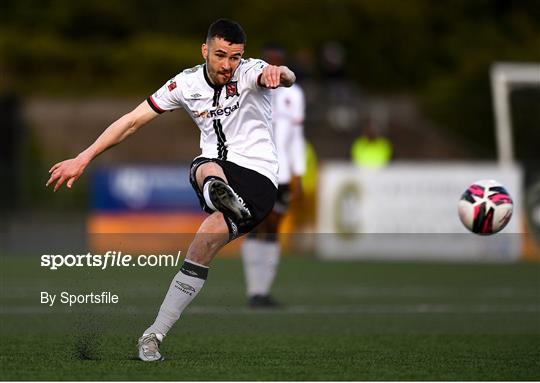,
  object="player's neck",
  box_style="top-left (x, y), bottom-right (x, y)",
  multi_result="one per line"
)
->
top-left (203, 64), bottom-right (221, 90)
